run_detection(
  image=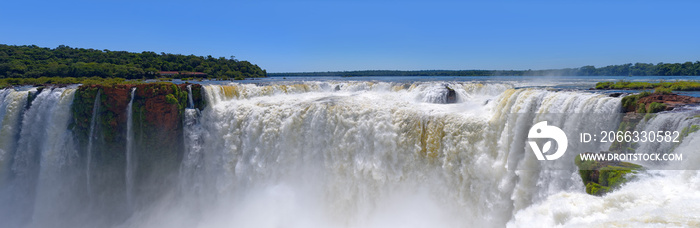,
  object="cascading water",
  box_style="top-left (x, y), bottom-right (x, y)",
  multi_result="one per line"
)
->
top-left (29, 88), bottom-right (79, 227)
top-left (180, 84), bottom-right (205, 201)
top-left (170, 82), bottom-right (625, 227)
top-left (187, 84), bottom-right (195, 109)
top-left (0, 87), bottom-right (77, 227)
top-left (86, 90), bottom-right (101, 199)
top-left (125, 88), bottom-right (136, 209)
top-left (0, 81), bottom-right (698, 228)
top-left (0, 89), bottom-right (29, 185)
